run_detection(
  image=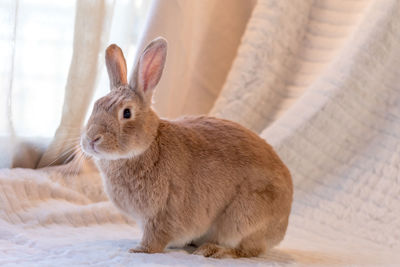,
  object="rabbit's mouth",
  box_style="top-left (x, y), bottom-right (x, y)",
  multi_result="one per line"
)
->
top-left (80, 135), bottom-right (98, 157)
top-left (80, 133), bottom-right (111, 159)
top-left (80, 134), bottom-right (138, 160)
